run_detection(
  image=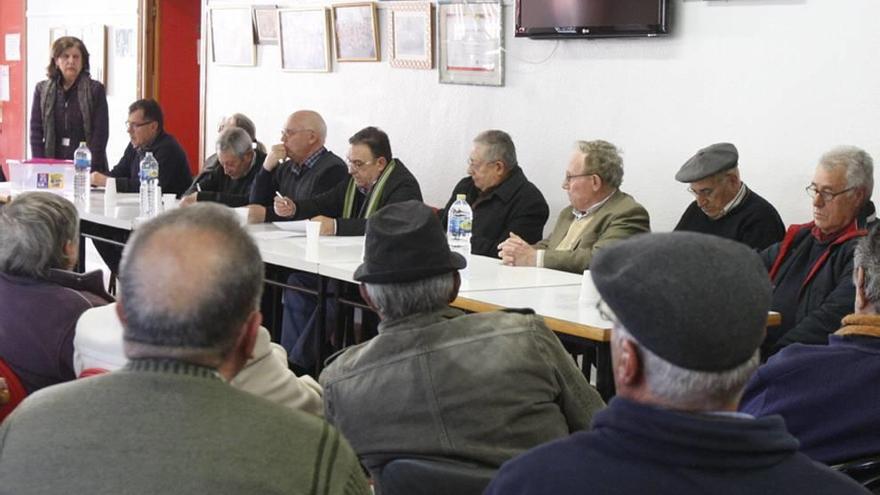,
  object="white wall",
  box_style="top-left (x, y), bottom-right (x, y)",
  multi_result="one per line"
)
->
top-left (26, 0), bottom-right (140, 165)
top-left (204, 0), bottom-right (880, 232)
